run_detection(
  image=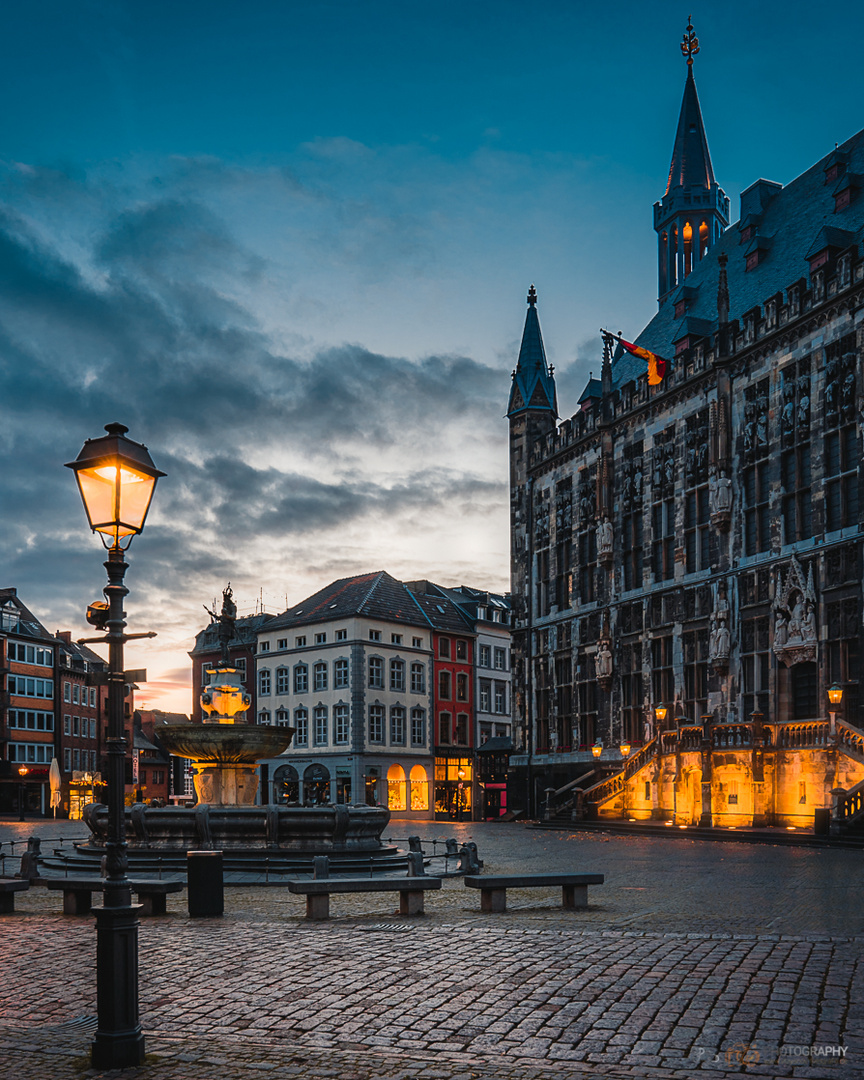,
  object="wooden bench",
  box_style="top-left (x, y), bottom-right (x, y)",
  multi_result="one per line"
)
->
top-left (288, 876), bottom-right (442, 920)
top-left (464, 873), bottom-right (604, 913)
top-left (0, 879), bottom-right (30, 914)
top-left (130, 879), bottom-right (184, 915)
top-left (45, 877), bottom-right (102, 915)
top-left (45, 877), bottom-right (183, 915)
